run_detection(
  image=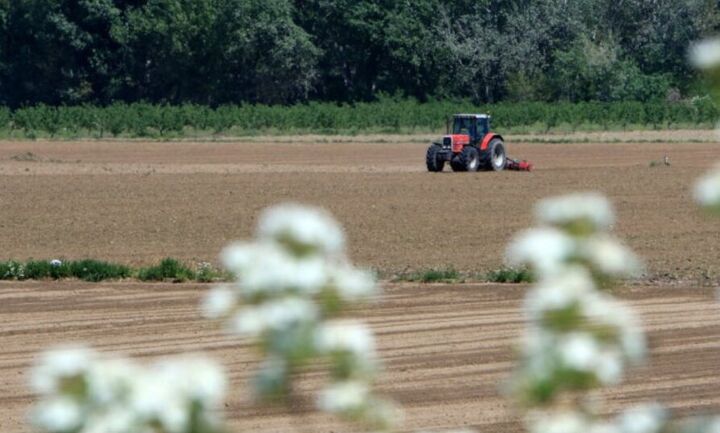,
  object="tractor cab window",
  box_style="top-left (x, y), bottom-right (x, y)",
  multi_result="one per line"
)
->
top-left (452, 117), bottom-right (473, 135)
top-left (477, 118), bottom-right (489, 136)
